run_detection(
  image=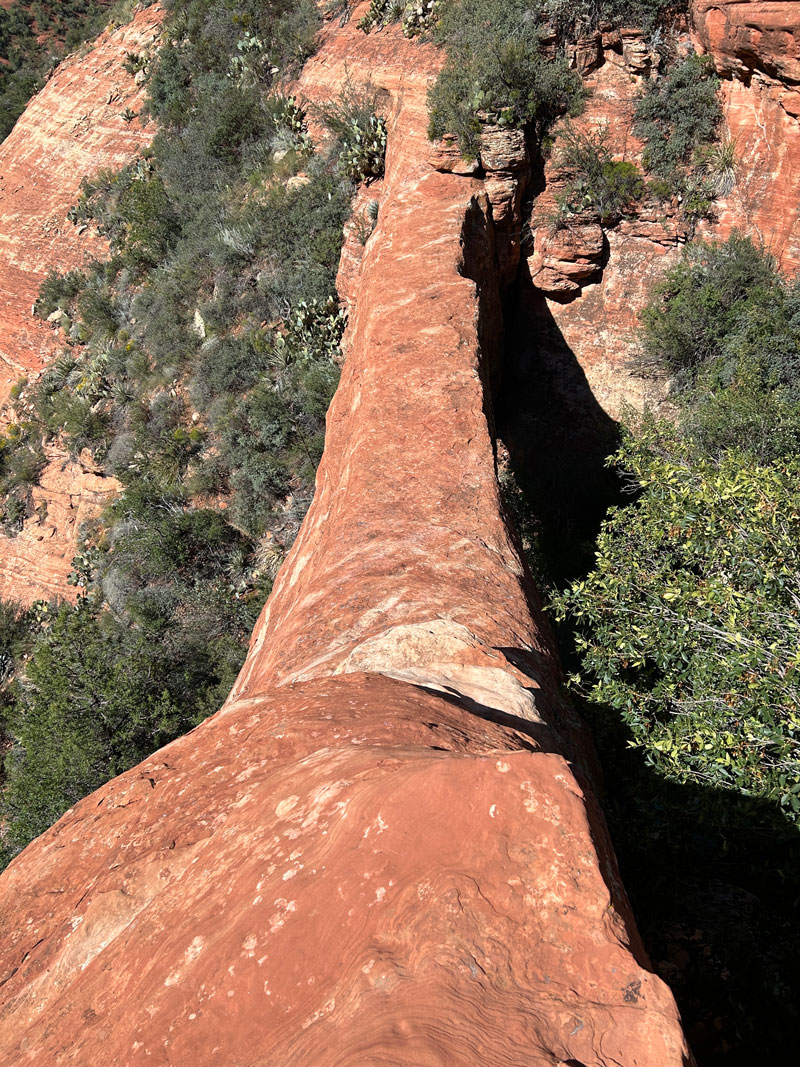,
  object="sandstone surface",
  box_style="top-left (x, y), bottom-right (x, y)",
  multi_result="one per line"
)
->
top-left (691, 0), bottom-right (800, 84)
top-left (0, 447), bottom-right (119, 604)
top-left (0, 3), bottom-right (161, 603)
top-left (0, 6), bottom-right (691, 1064)
top-left (524, 37), bottom-right (685, 418)
top-left (0, 3), bottom-right (162, 399)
